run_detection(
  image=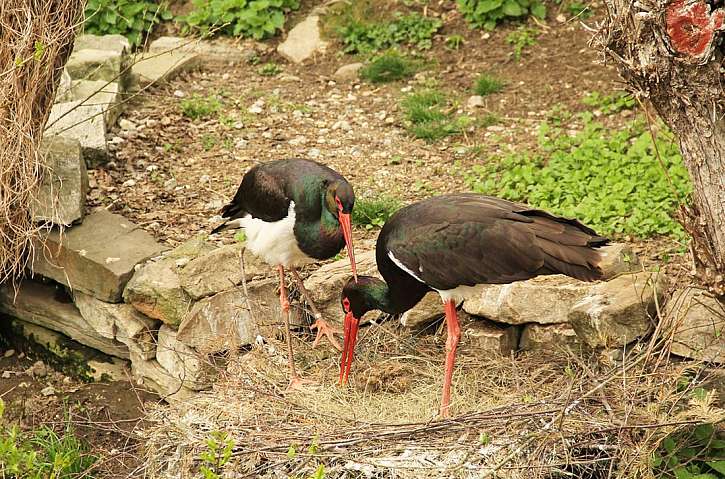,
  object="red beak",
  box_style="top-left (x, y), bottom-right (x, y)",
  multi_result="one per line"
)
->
top-left (339, 310), bottom-right (360, 385)
top-left (338, 212), bottom-right (357, 282)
